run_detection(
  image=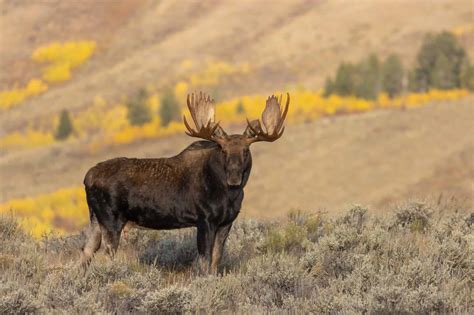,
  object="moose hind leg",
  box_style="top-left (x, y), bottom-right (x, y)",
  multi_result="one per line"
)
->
top-left (101, 225), bottom-right (124, 257)
top-left (81, 215), bottom-right (102, 267)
